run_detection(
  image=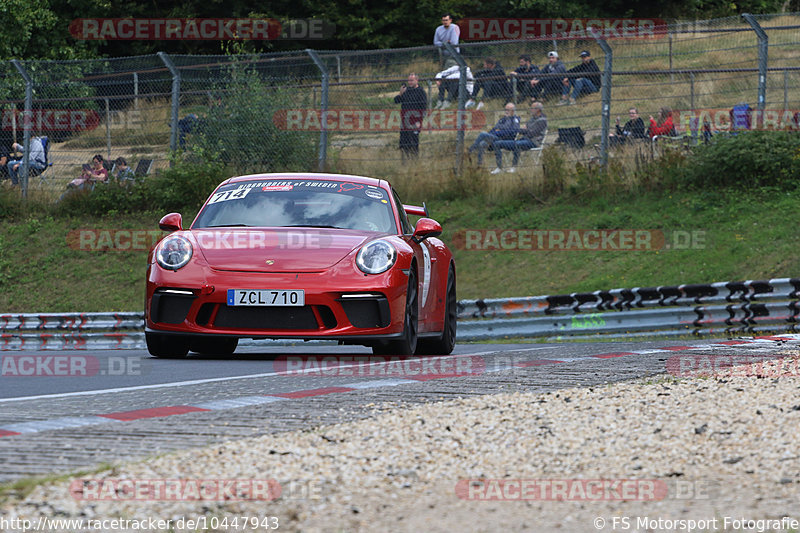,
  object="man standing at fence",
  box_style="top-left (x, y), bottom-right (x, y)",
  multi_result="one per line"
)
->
top-left (394, 73), bottom-right (428, 159)
top-left (433, 13), bottom-right (460, 66)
